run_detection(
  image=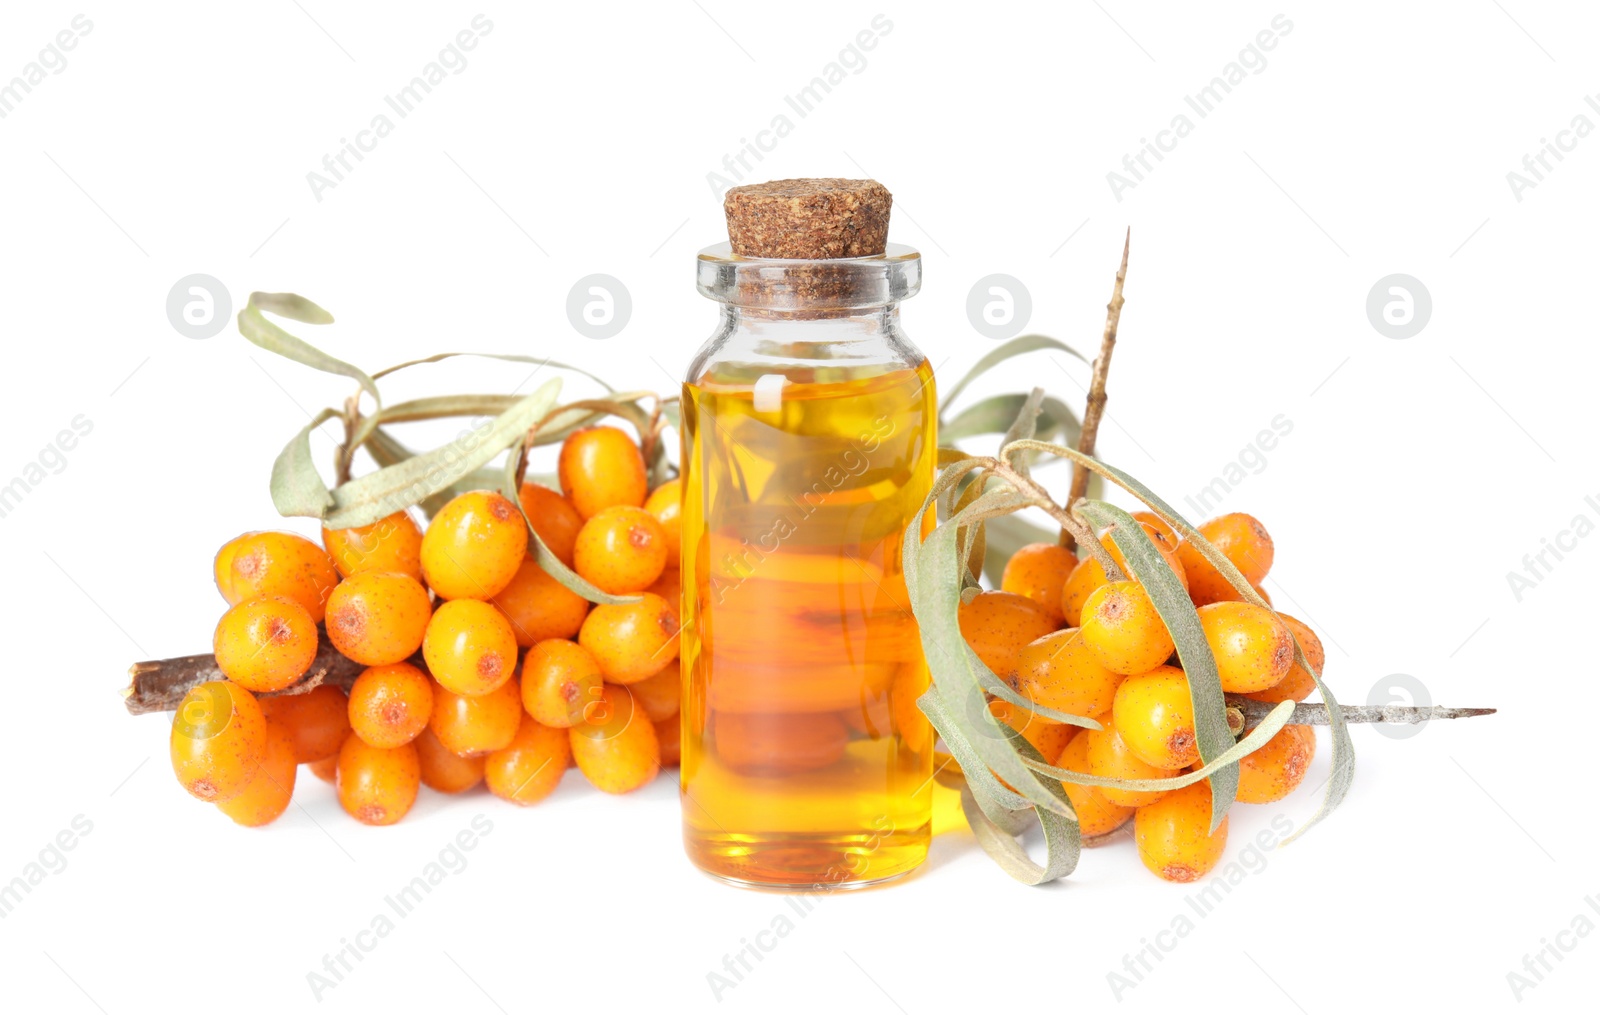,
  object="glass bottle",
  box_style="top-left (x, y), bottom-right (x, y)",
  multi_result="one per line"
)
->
top-left (679, 235), bottom-right (936, 888)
